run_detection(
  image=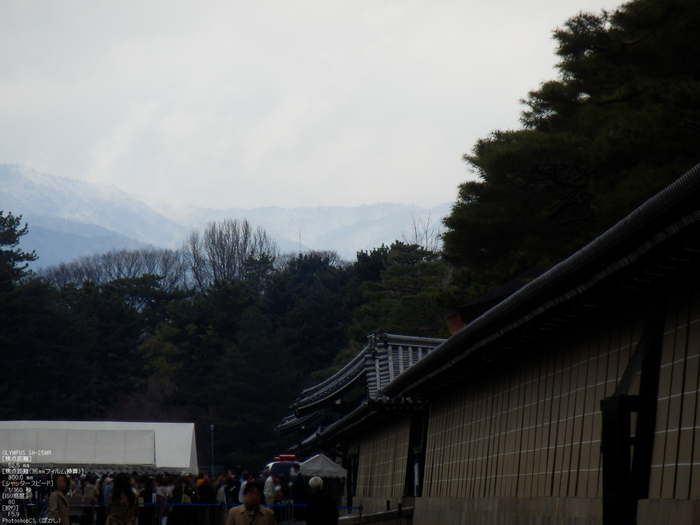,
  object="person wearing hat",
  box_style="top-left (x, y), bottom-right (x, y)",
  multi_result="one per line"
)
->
top-left (225, 482), bottom-right (275, 525)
